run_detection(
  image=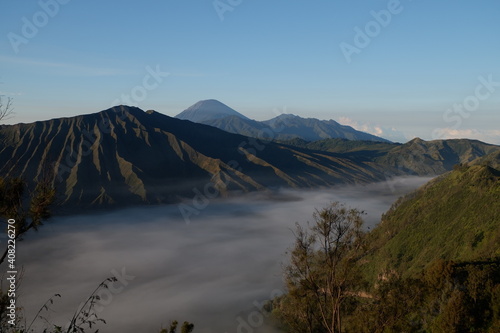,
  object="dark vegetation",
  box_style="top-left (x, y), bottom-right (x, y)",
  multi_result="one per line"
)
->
top-left (0, 277), bottom-right (195, 332)
top-left (0, 177), bottom-right (55, 265)
top-left (0, 96), bottom-right (14, 122)
top-left (159, 321), bottom-right (194, 333)
top-left (271, 162), bottom-right (500, 332)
